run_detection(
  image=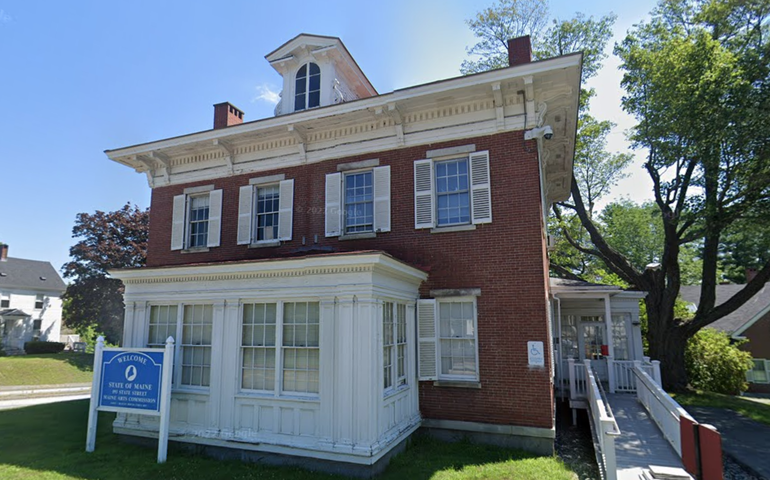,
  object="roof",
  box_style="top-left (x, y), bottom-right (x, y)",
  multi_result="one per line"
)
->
top-left (550, 278), bottom-right (618, 289)
top-left (549, 277), bottom-right (646, 298)
top-left (0, 308), bottom-right (30, 317)
top-left (680, 284), bottom-right (770, 334)
top-left (0, 257), bottom-right (66, 293)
